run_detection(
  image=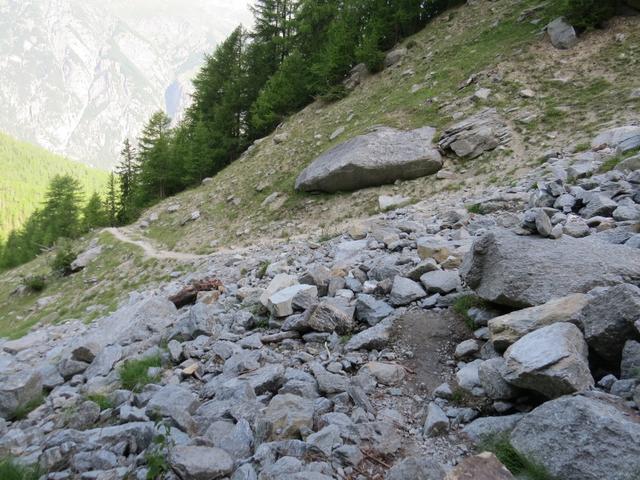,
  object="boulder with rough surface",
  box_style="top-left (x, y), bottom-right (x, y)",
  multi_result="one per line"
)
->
top-left (546, 17), bottom-right (577, 49)
top-left (0, 371), bottom-right (43, 419)
top-left (169, 445), bottom-right (234, 480)
top-left (488, 293), bottom-right (588, 350)
top-left (592, 125), bottom-right (640, 152)
top-left (503, 322), bottom-right (594, 399)
top-left (460, 229), bottom-right (640, 307)
top-left (510, 393), bottom-right (640, 480)
top-left (445, 452), bottom-right (514, 480)
top-left (295, 127), bottom-right (442, 193)
top-left (438, 109), bottom-right (510, 159)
